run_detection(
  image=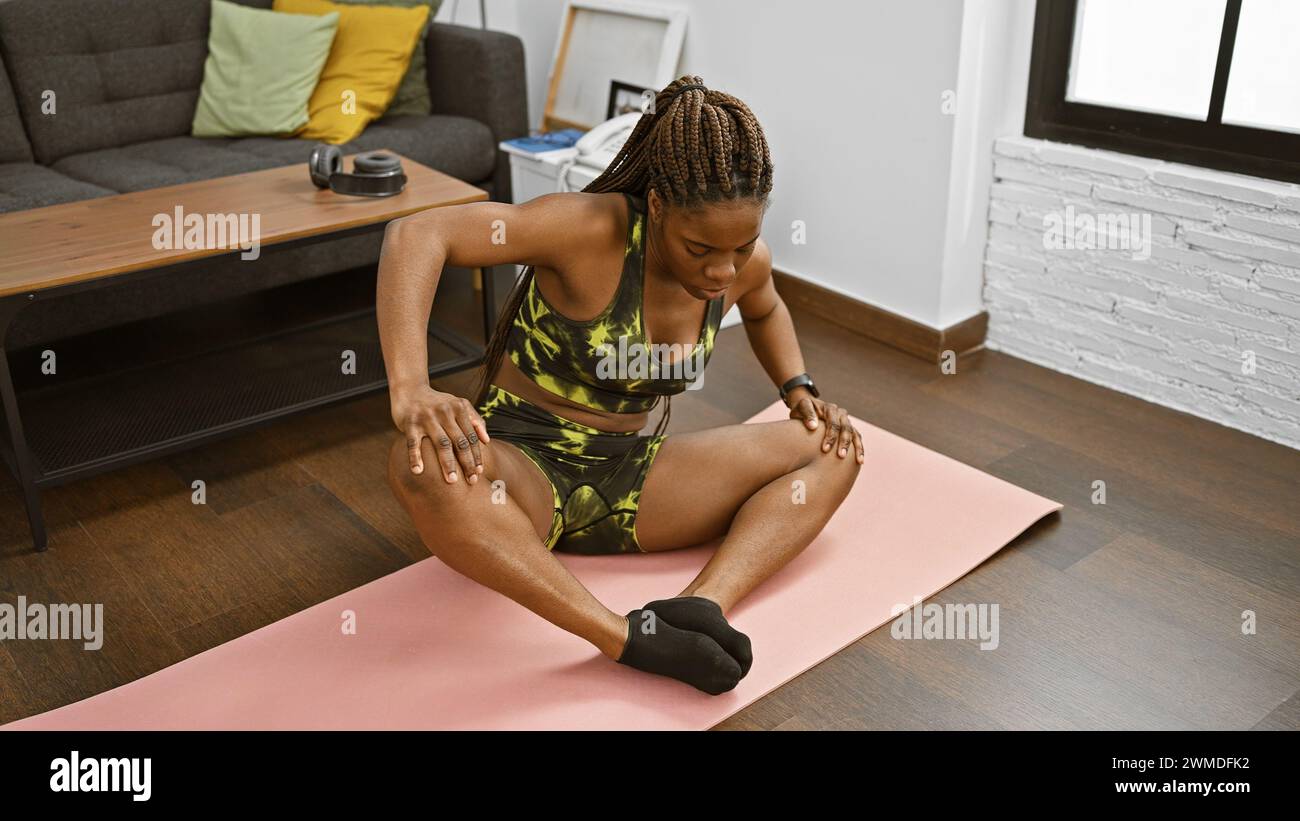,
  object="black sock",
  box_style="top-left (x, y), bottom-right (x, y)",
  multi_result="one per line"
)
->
top-left (616, 608), bottom-right (742, 695)
top-left (640, 596), bottom-right (753, 677)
